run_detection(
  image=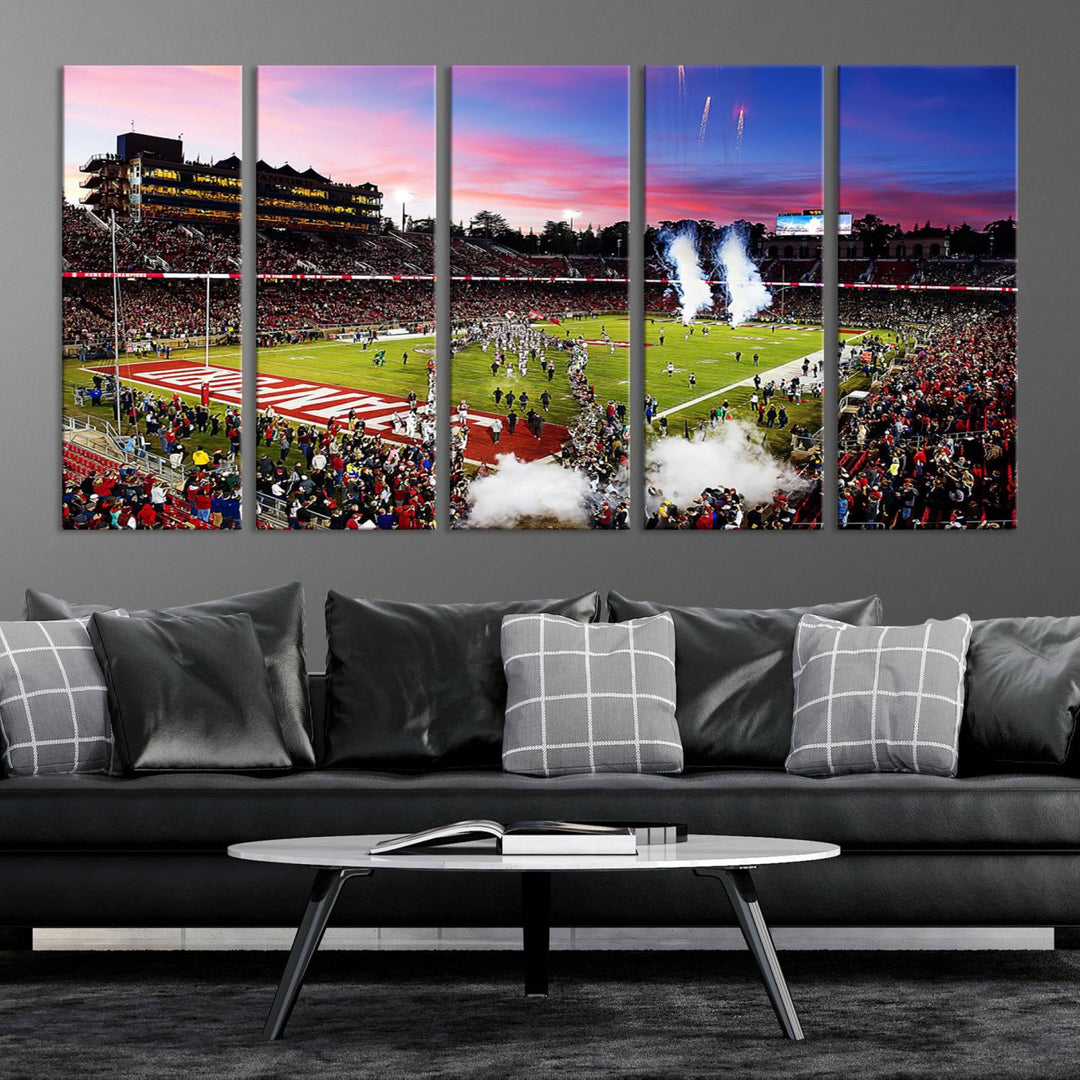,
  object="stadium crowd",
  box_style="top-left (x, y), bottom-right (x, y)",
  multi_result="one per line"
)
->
top-left (254, 368), bottom-right (436, 530)
top-left (63, 448), bottom-right (241, 530)
top-left (64, 372), bottom-right (243, 530)
top-left (63, 280), bottom-right (240, 346)
top-left (257, 229), bottom-right (435, 275)
top-left (837, 297), bottom-right (1016, 528)
top-left (258, 280), bottom-right (433, 334)
top-left (452, 281), bottom-right (627, 323)
top-left (645, 473), bottom-right (822, 530)
top-left (63, 203), bottom-right (240, 273)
